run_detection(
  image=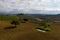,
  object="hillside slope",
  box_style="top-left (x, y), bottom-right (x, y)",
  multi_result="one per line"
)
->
top-left (0, 14), bottom-right (60, 40)
top-left (0, 21), bottom-right (60, 40)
